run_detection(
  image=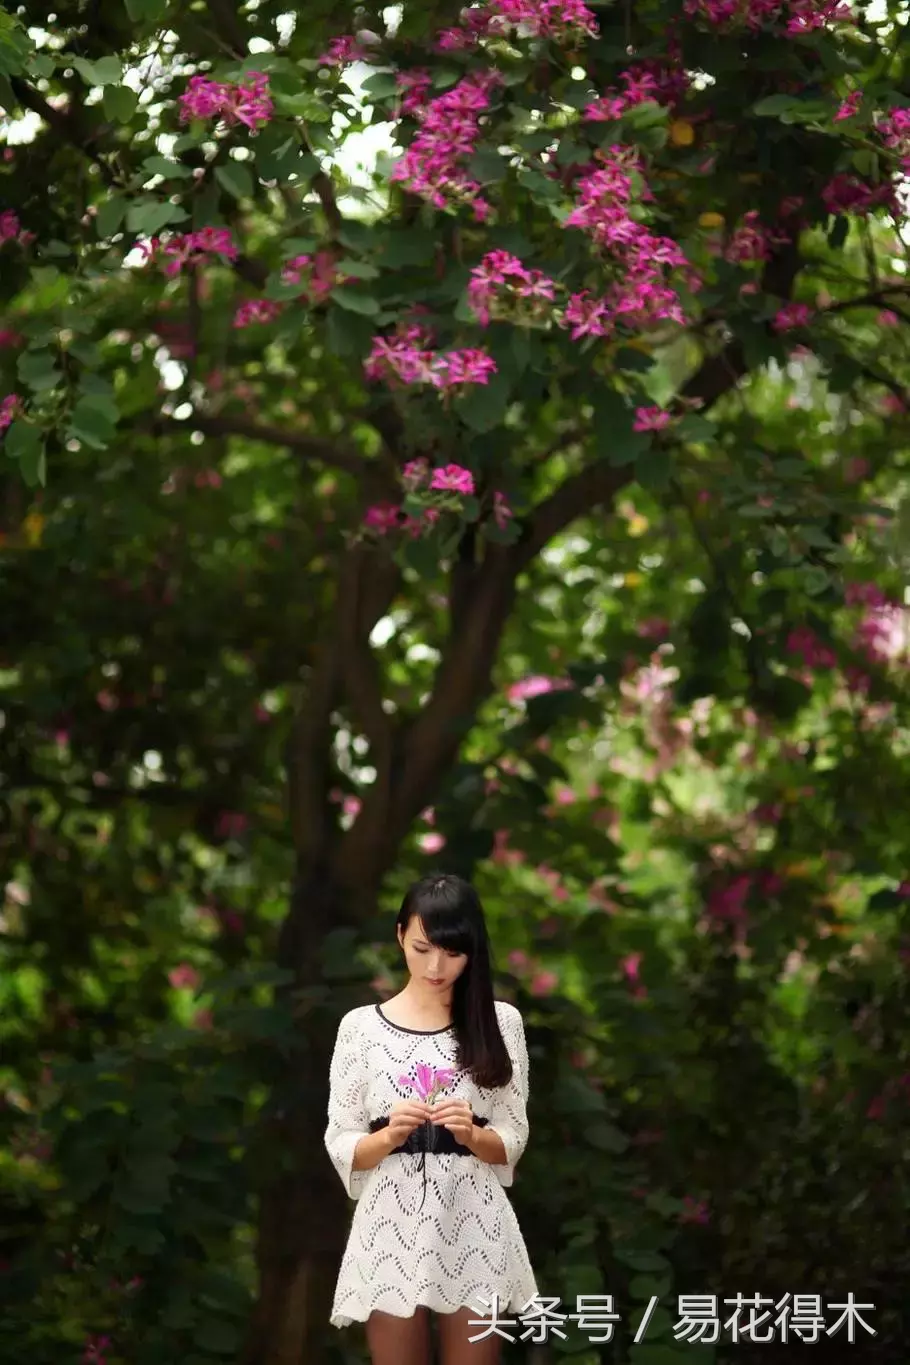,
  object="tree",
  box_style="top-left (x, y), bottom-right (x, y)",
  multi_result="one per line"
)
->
top-left (1, 1), bottom-right (910, 1361)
